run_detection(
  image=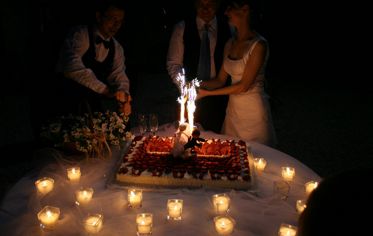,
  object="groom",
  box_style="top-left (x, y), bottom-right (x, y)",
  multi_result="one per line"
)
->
top-left (166, 0), bottom-right (231, 133)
